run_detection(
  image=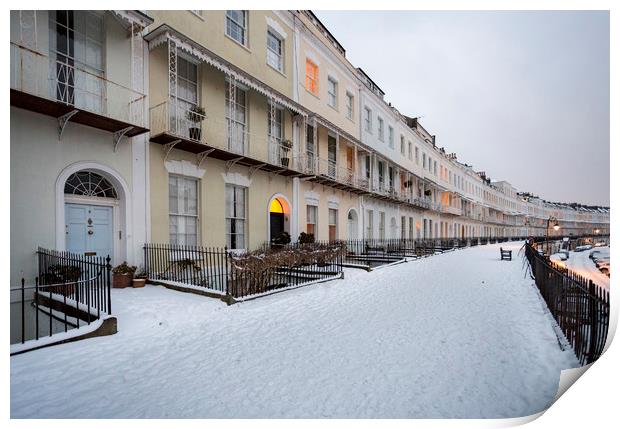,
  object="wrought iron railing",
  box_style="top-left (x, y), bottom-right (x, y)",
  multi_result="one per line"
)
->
top-left (150, 101), bottom-right (308, 172)
top-left (11, 42), bottom-right (146, 127)
top-left (10, 248), bottom-right (112, 345)
top-left (523, 241), bottom-right (609, 365)
top-left (144, 242), bottom-right (345, 300)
